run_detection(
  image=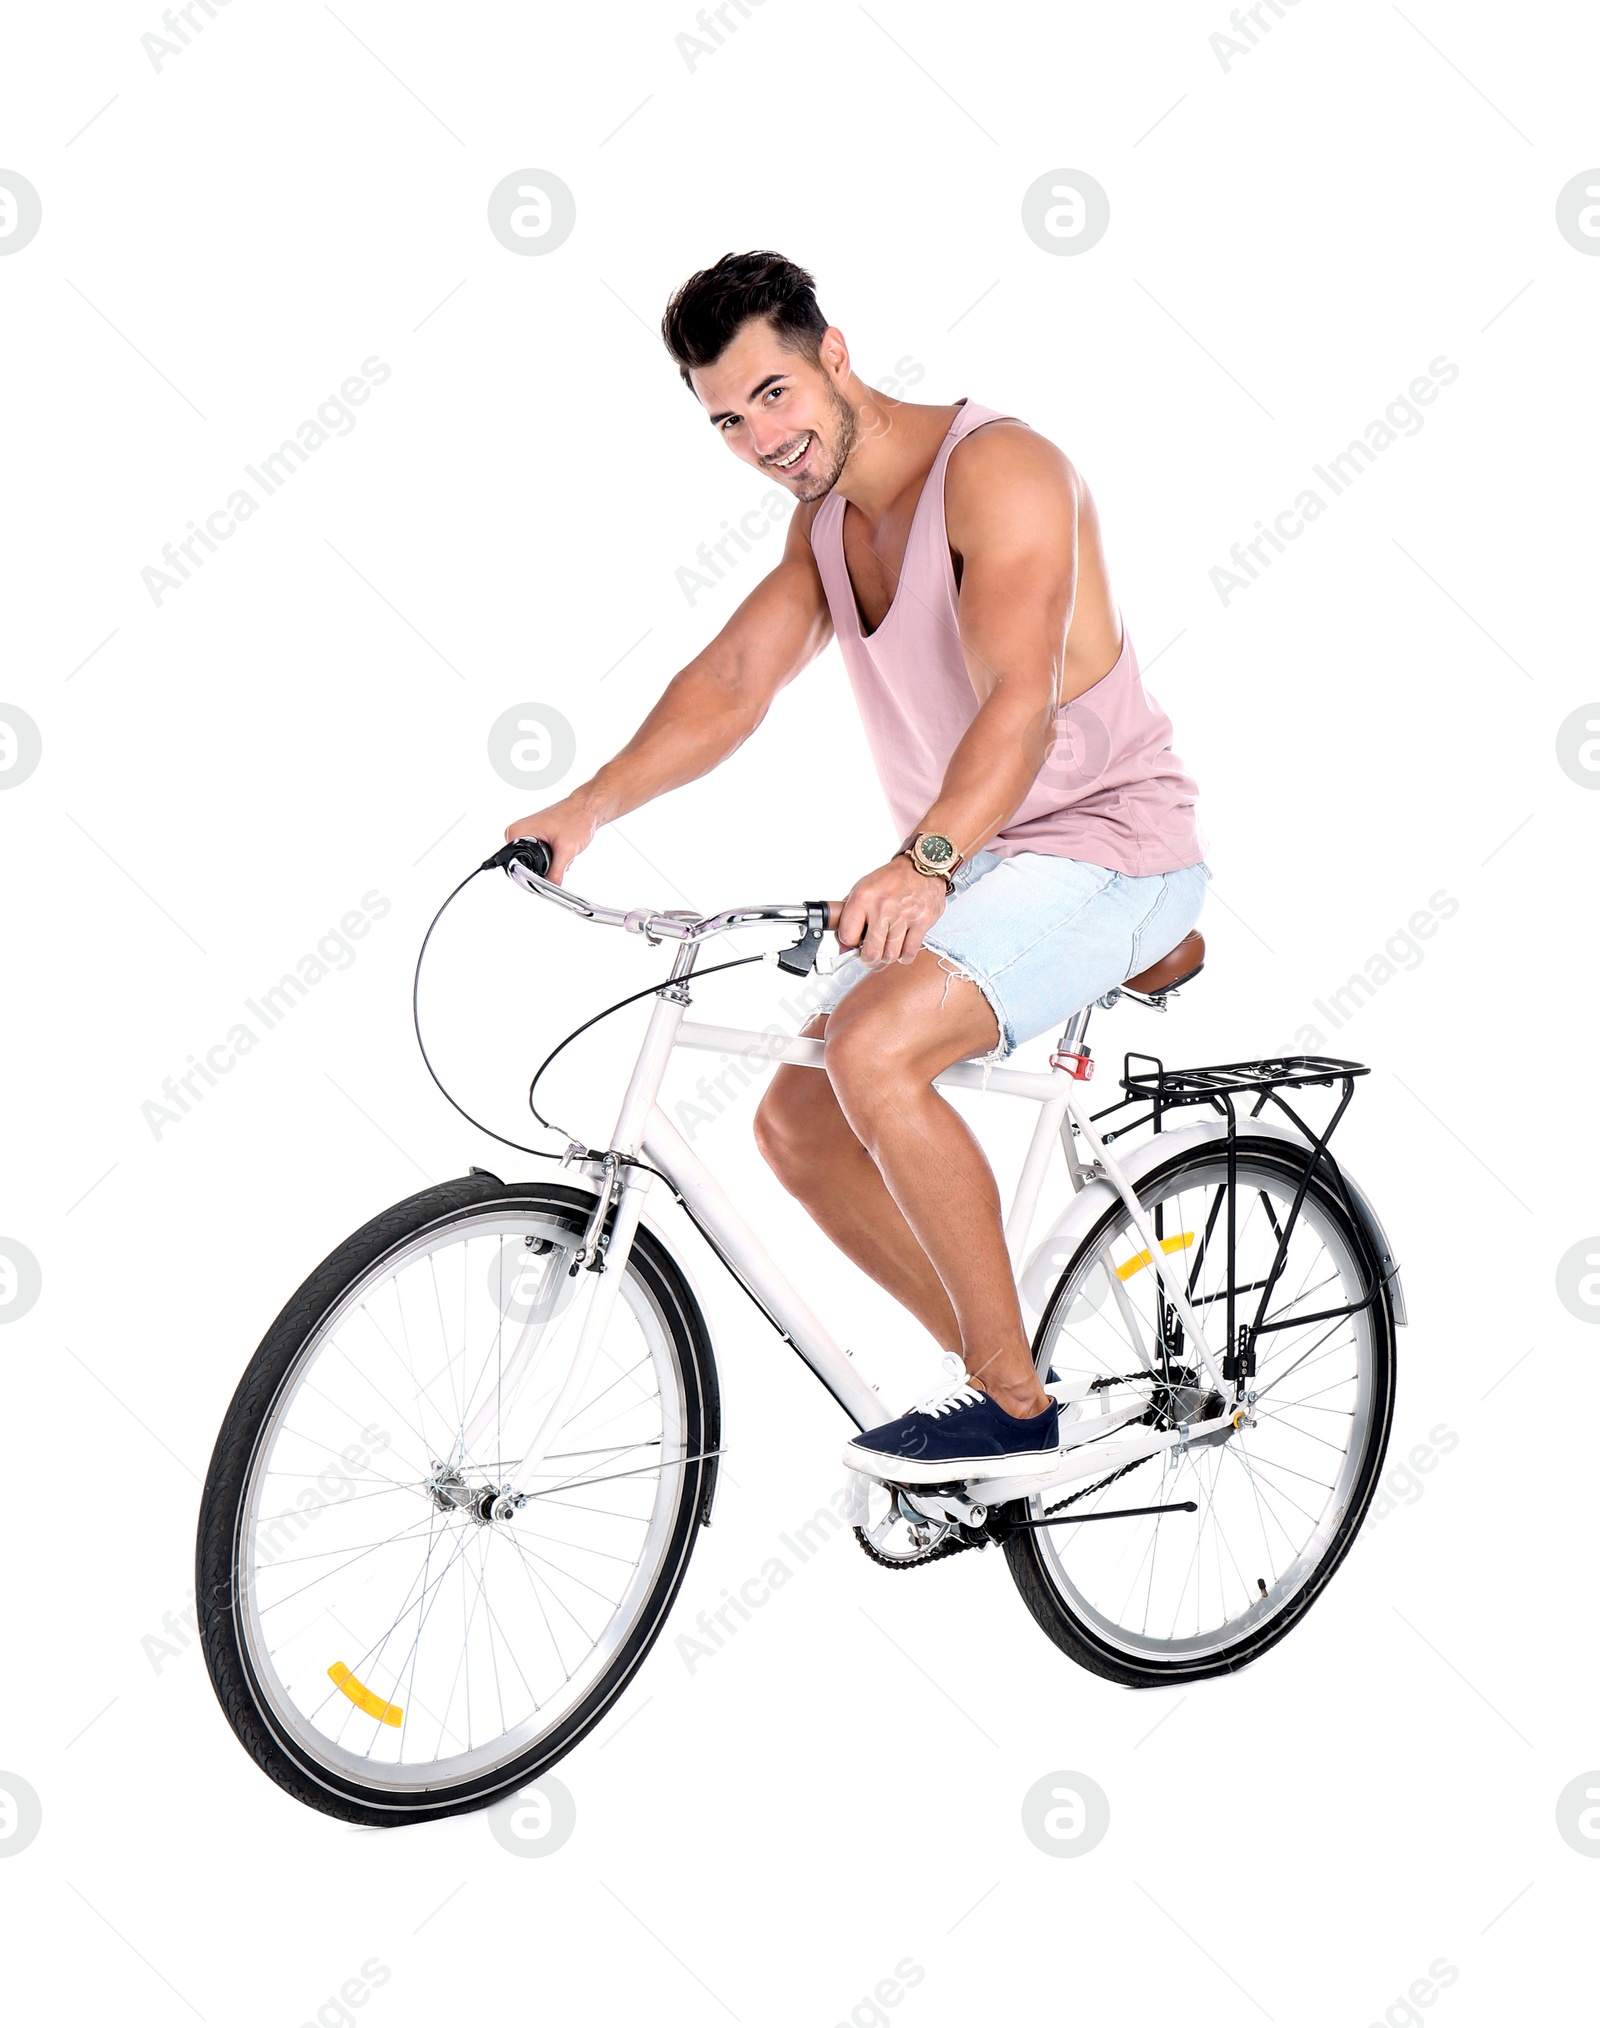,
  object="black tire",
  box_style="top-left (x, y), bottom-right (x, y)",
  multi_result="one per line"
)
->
top-left (196, 1174), bottom-right (719, 1824)
top-left (1003, 1136), bottom-right (1397, 1687)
